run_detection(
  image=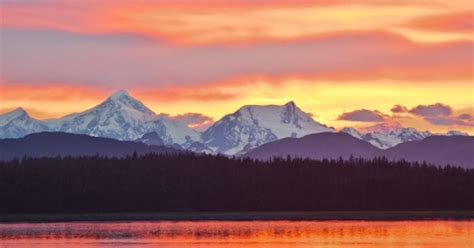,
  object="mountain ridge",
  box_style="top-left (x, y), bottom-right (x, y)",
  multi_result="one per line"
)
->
top-left (0, 91), bottom-right (470, 154)
top-left (243, 132), bottom-right (474, 168)
top-left (0, 91), bottom-right (200, 146)
top-left (0, 132), bottom-right (179, 161)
